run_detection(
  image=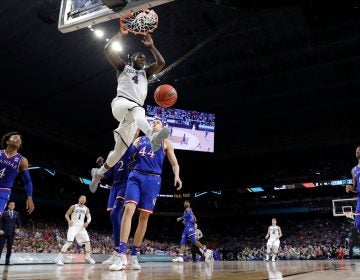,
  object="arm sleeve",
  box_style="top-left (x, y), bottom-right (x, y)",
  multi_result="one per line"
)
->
top-left (103, 168), bottom-right (114, 182)
top-left (20, 170), bottom-right (33, 197)
top-left (86, 214), bottom-right (91, 224)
